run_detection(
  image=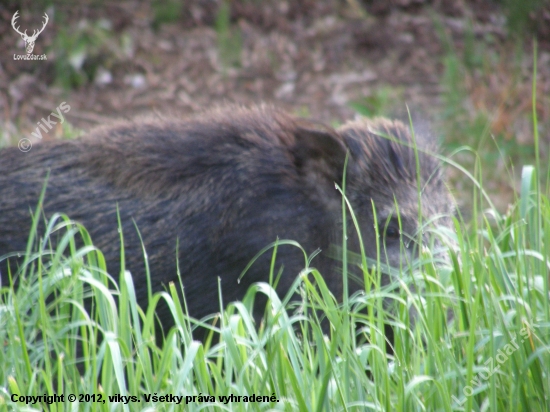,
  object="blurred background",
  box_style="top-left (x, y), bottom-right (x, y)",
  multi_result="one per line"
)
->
top-left (0, 0), bottom-right (549, 212)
